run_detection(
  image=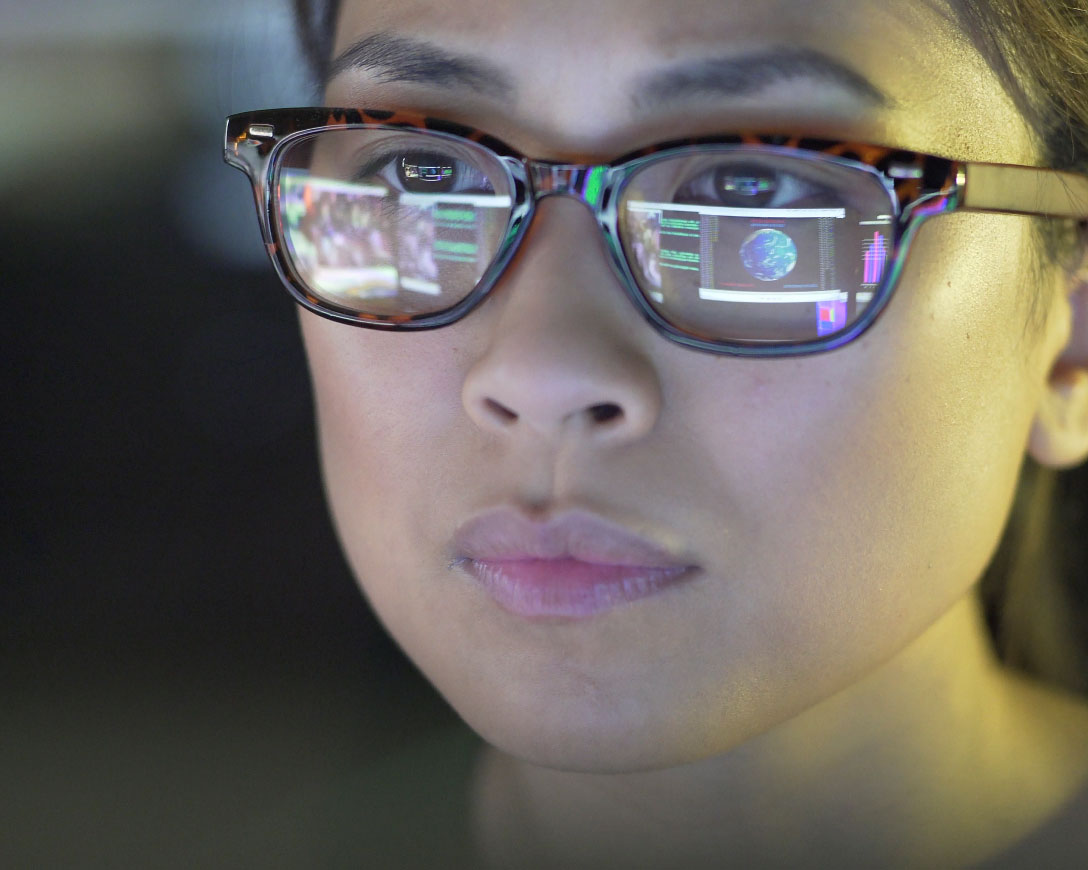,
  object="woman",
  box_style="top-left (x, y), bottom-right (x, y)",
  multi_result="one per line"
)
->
top-left (226, 0), bottom-right (1088, 865)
